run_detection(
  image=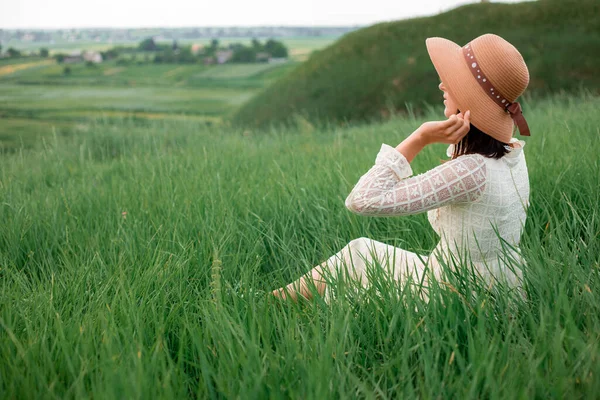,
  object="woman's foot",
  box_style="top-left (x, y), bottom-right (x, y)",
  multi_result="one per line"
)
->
top-left (271, 282), bottom-right (300, 301)
top-left (272, 267), bottom-right (327, 302)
